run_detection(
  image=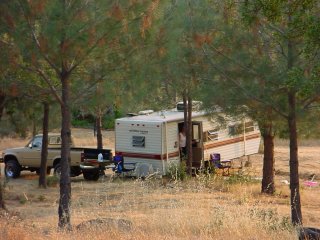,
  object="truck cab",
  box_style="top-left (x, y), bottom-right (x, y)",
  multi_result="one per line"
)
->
top-left (2, 133), bottom-right (81, 178)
